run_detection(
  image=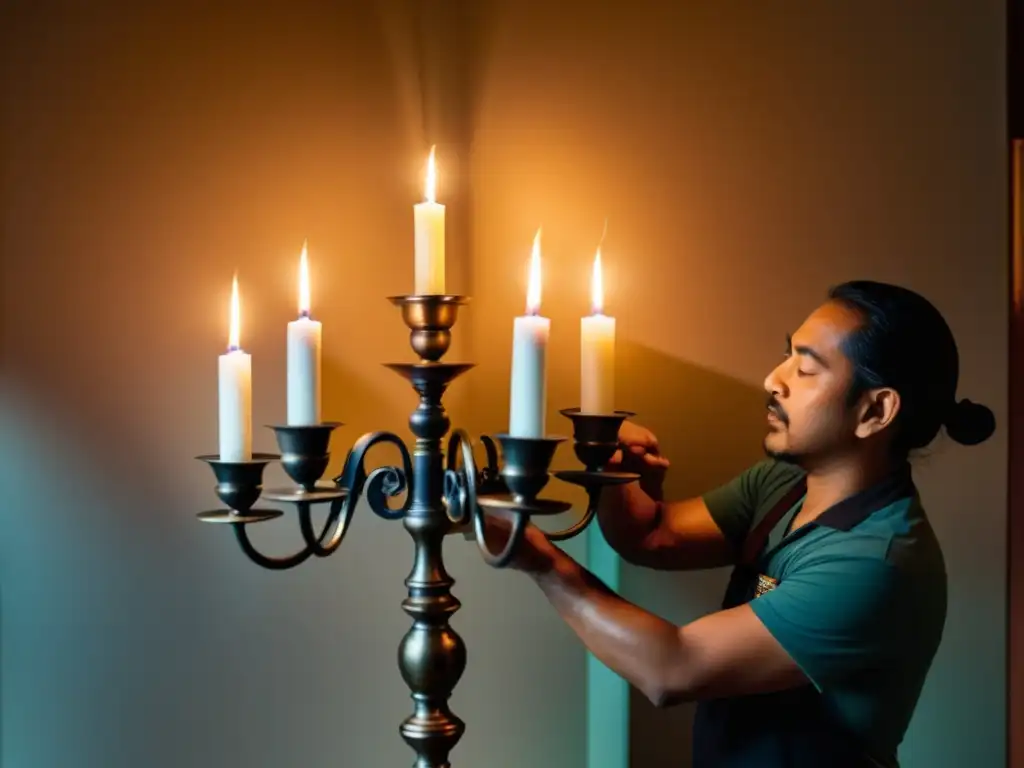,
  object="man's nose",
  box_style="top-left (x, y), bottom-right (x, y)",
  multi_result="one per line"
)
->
top-left (764, 363), bottom-right (788, 398)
